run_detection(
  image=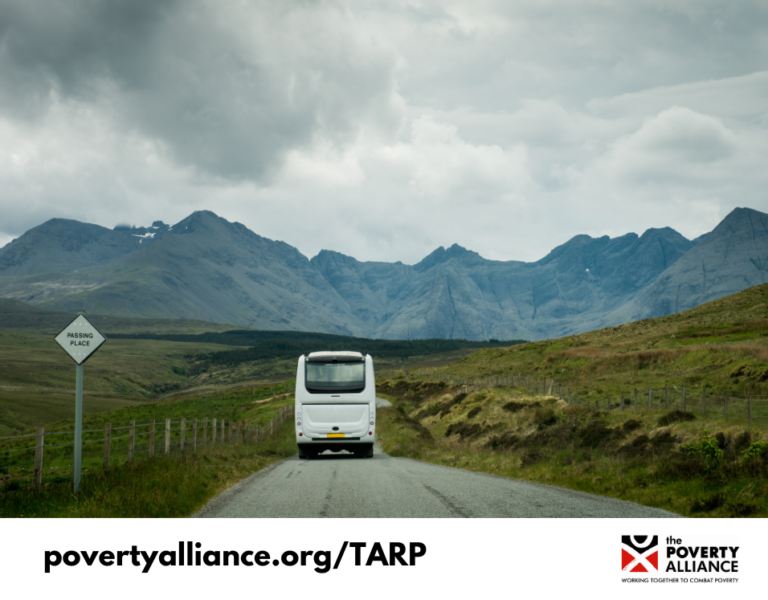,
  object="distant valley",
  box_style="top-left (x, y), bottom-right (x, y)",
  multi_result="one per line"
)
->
top-left (0, 207), bottom-right (767, 341)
